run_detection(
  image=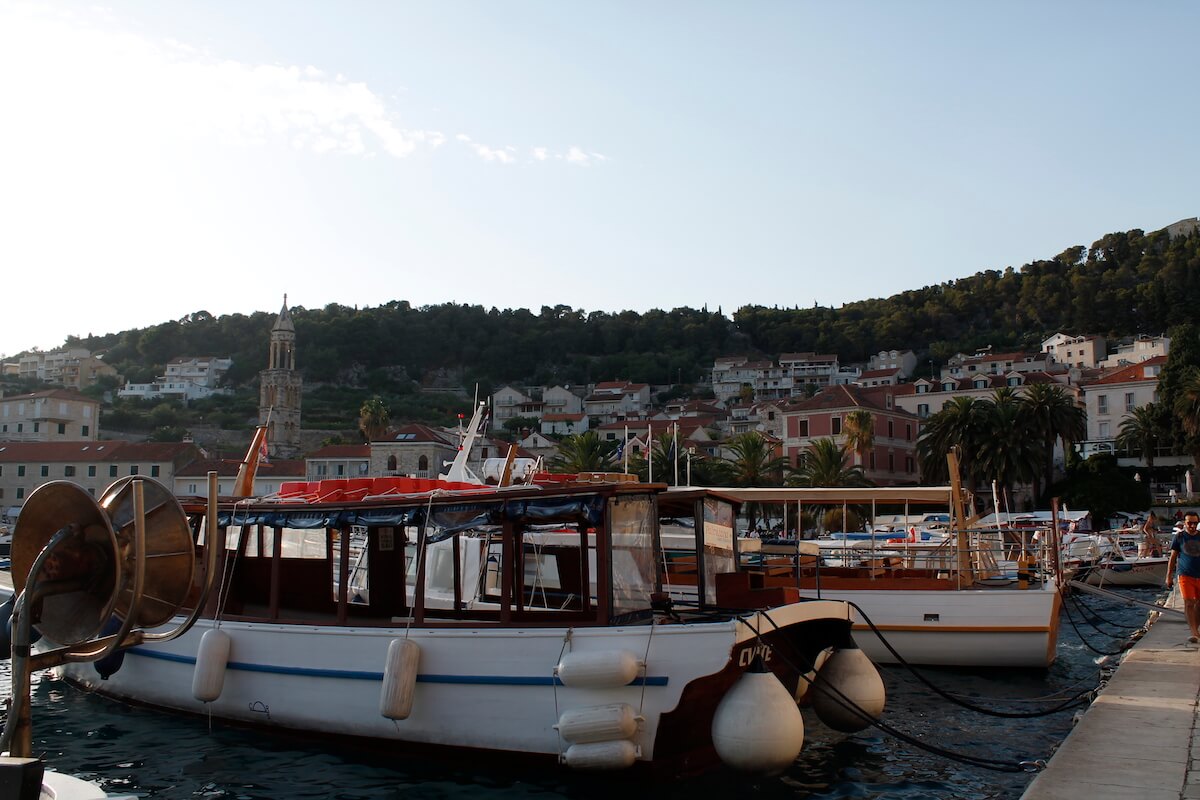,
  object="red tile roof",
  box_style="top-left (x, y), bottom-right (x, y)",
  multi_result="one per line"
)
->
top-left (0, 441), bottom-right (199, 462)
top-left (1087, 355), bottom-right (1168, 386)
top-left (306, 444), bottom-right (371, 458)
